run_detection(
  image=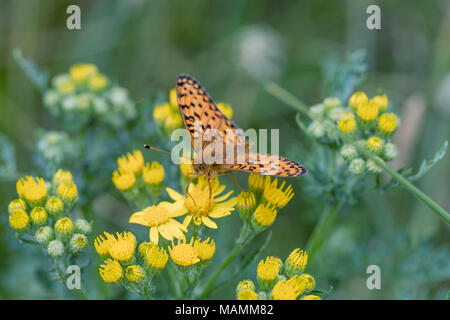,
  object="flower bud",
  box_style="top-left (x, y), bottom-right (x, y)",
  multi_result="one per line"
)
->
top-left (340, 144), bottom-right (358, 160)
top-left (45, 196), bottom-right (64, 217)
top-left (35, 226), bottom-right (54, 245)
top-left (9, 210), bottom-right (29, 231)
top-left (70, 233), bottom-right (88, 253)
top-left (74, 219), bottom-right (92, 234)
top-left (30, 207), bottom-right (48, 226)
top-left (55, 217), bottom-right (73, 236)
top-left (284, 248), bottom-right (308, 277)
top-left (125, 265), bottom-right (145, 283)
top-left (348, 158), bottom-right (365, 175)
top-left (8, 198), bottom-right (26, 215)
top-left (236, 191), bottom-right (256, 221)
top-left (47, 239), bottom-right (65, 258)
